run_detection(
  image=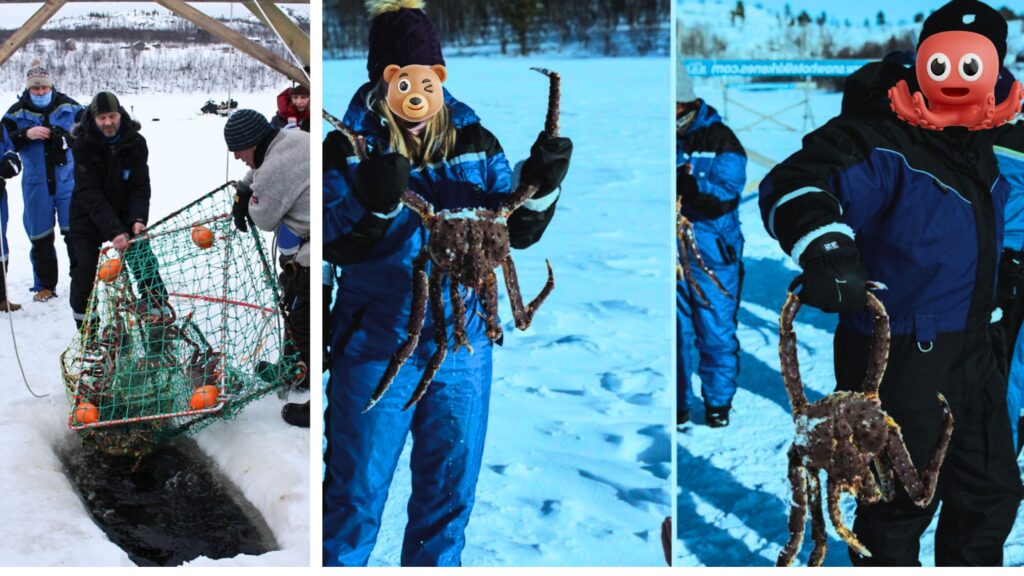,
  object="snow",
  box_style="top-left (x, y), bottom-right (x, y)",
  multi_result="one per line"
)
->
top-left (0, 92), bottom-right (309, 567)
top-left (675, 76), bottom-right (1024, 566)
top-left (325, 56), bottom-right (673, 566)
